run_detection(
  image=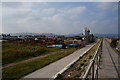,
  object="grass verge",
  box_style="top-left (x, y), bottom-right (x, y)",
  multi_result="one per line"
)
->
top-left (2, 47), bottom-right (83, 79)
top-left (2, 42), bottom-right (61, 65)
